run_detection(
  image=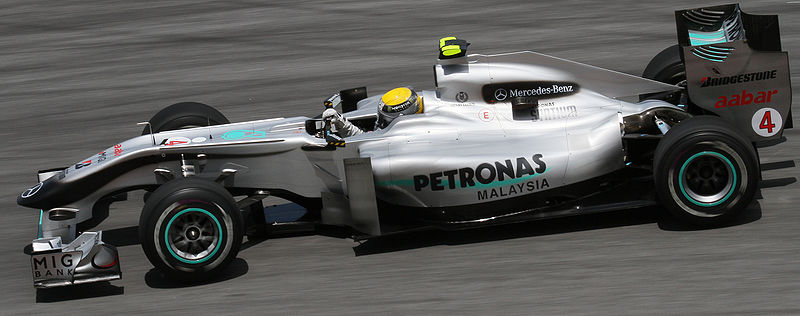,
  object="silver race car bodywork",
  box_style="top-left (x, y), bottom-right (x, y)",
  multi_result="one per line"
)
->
top-left (17, 3), bottom-right (792, 288)
top-left (17, 51), bottom-right (680, 288)
top-left (21, 51), bottom-right (680, 235)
